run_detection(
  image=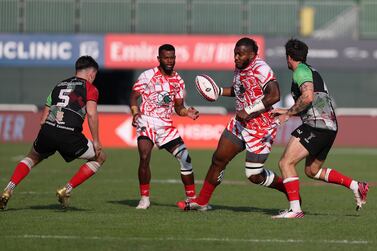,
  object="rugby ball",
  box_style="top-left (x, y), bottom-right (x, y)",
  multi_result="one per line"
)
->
top-left (195, 74), bottom-right (219, 102)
